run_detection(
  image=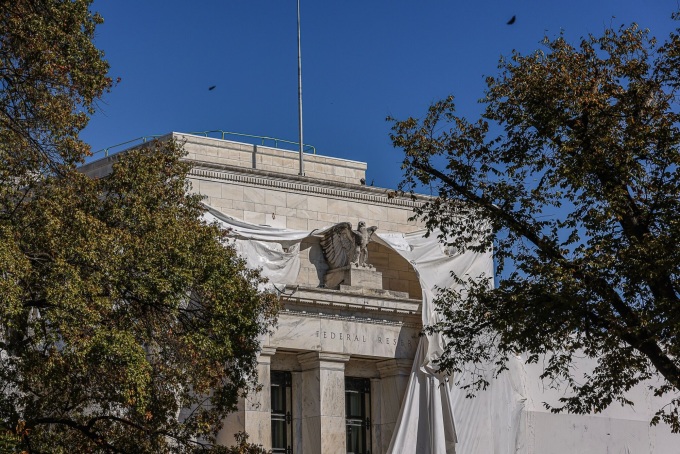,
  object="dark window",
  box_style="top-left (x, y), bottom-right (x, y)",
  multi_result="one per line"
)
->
top-left (345, 377), bottom-right (371, 454)
top-left (271, 371), bottom-right (292, 454)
